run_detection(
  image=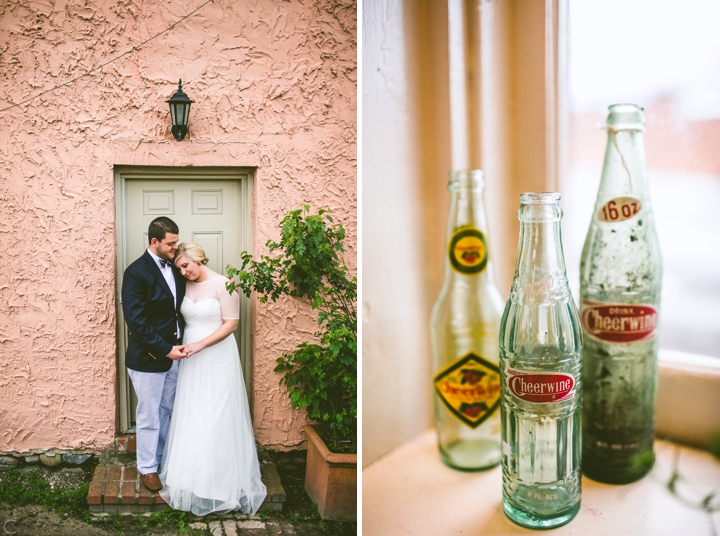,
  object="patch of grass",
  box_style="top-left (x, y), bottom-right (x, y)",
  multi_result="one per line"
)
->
top-left (93, 512), bottom-right (125, 534)
top-left (0, 467), bottom-right (213, 535)
top-left (284, 505), bottom-right (355, 535)
top-left (92, 508), bottom-right (213, 535)
top-left (0, 468), bottom-right (90, 521)
top-left (136, 507), bottom-right (191, 529)
top-left (319, 517), bottom-right (357, 535)
top-left (286, 508), bottom-right (317, 525)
